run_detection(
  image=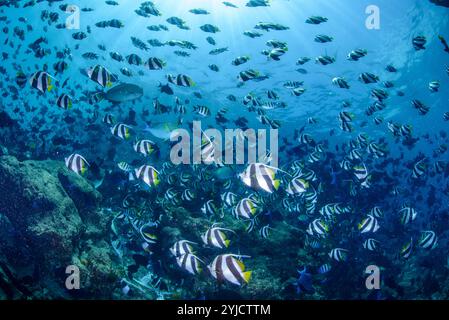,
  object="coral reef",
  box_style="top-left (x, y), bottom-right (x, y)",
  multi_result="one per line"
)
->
top-left (158, 206), bottom-right (314, 300)
top-left (0, 156), bottom-right (121, 299)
